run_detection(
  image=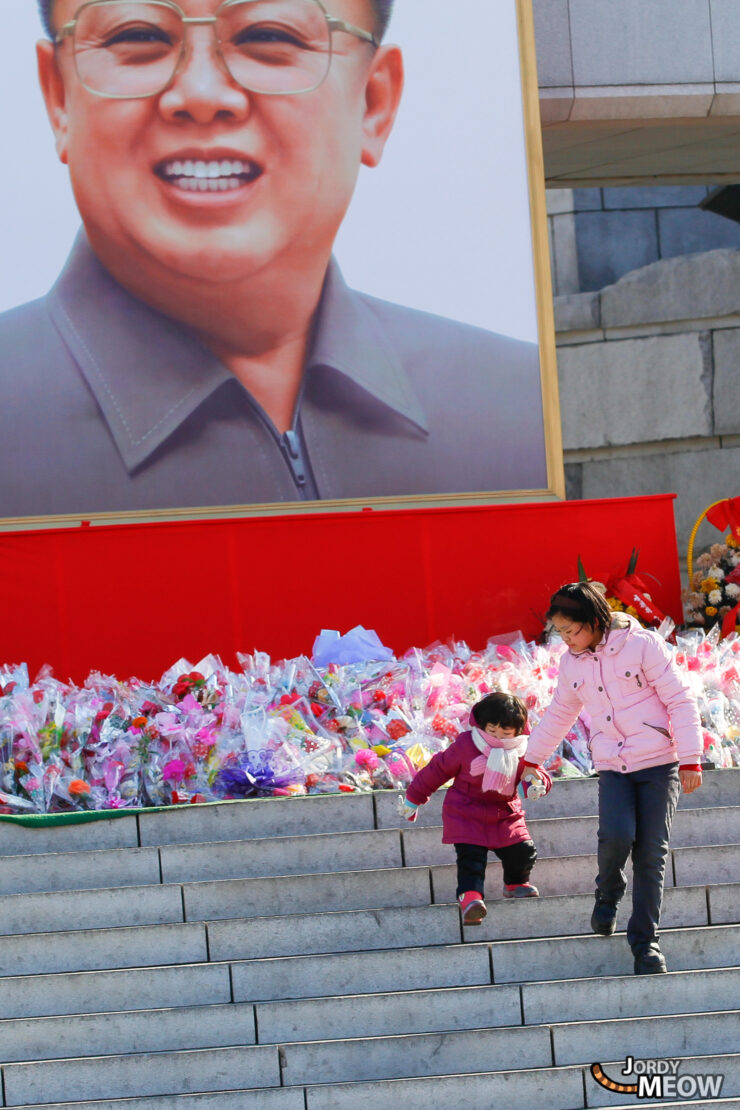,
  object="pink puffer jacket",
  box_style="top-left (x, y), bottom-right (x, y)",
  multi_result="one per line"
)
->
top-left (525, 616), bottom-right (702, 773)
